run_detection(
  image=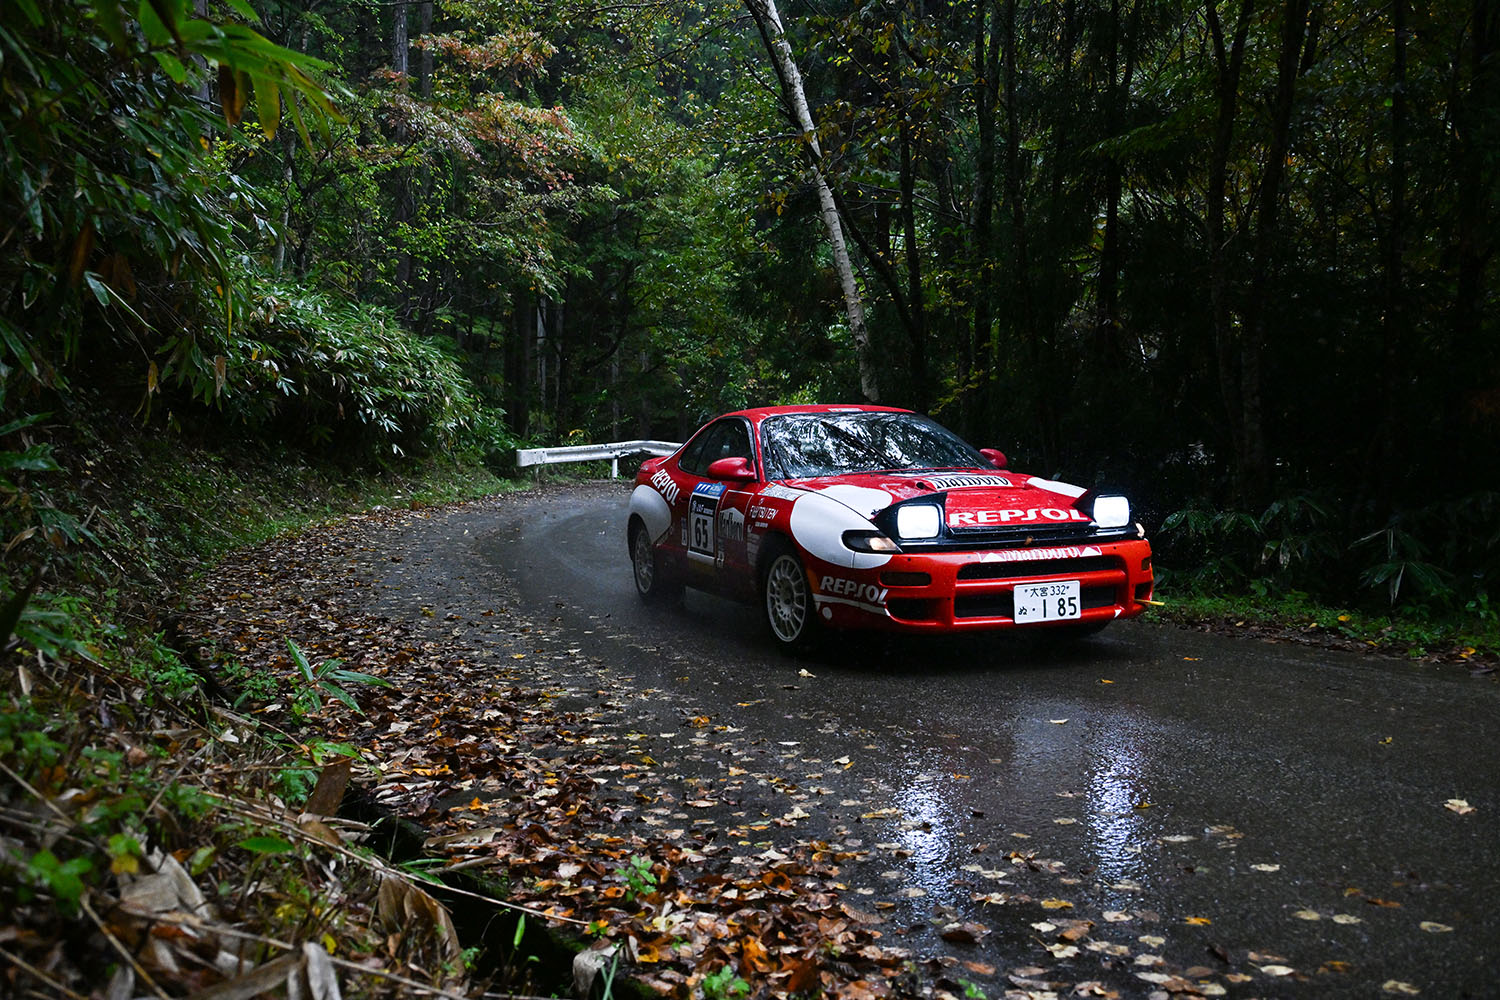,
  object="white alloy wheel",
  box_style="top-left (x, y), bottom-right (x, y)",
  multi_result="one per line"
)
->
top-left (763, 549), bottom-right (814, 647)
top-left (631, 520), bottom-right (681, 601)
top-left (631, 524), bottom-right (657, 596)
